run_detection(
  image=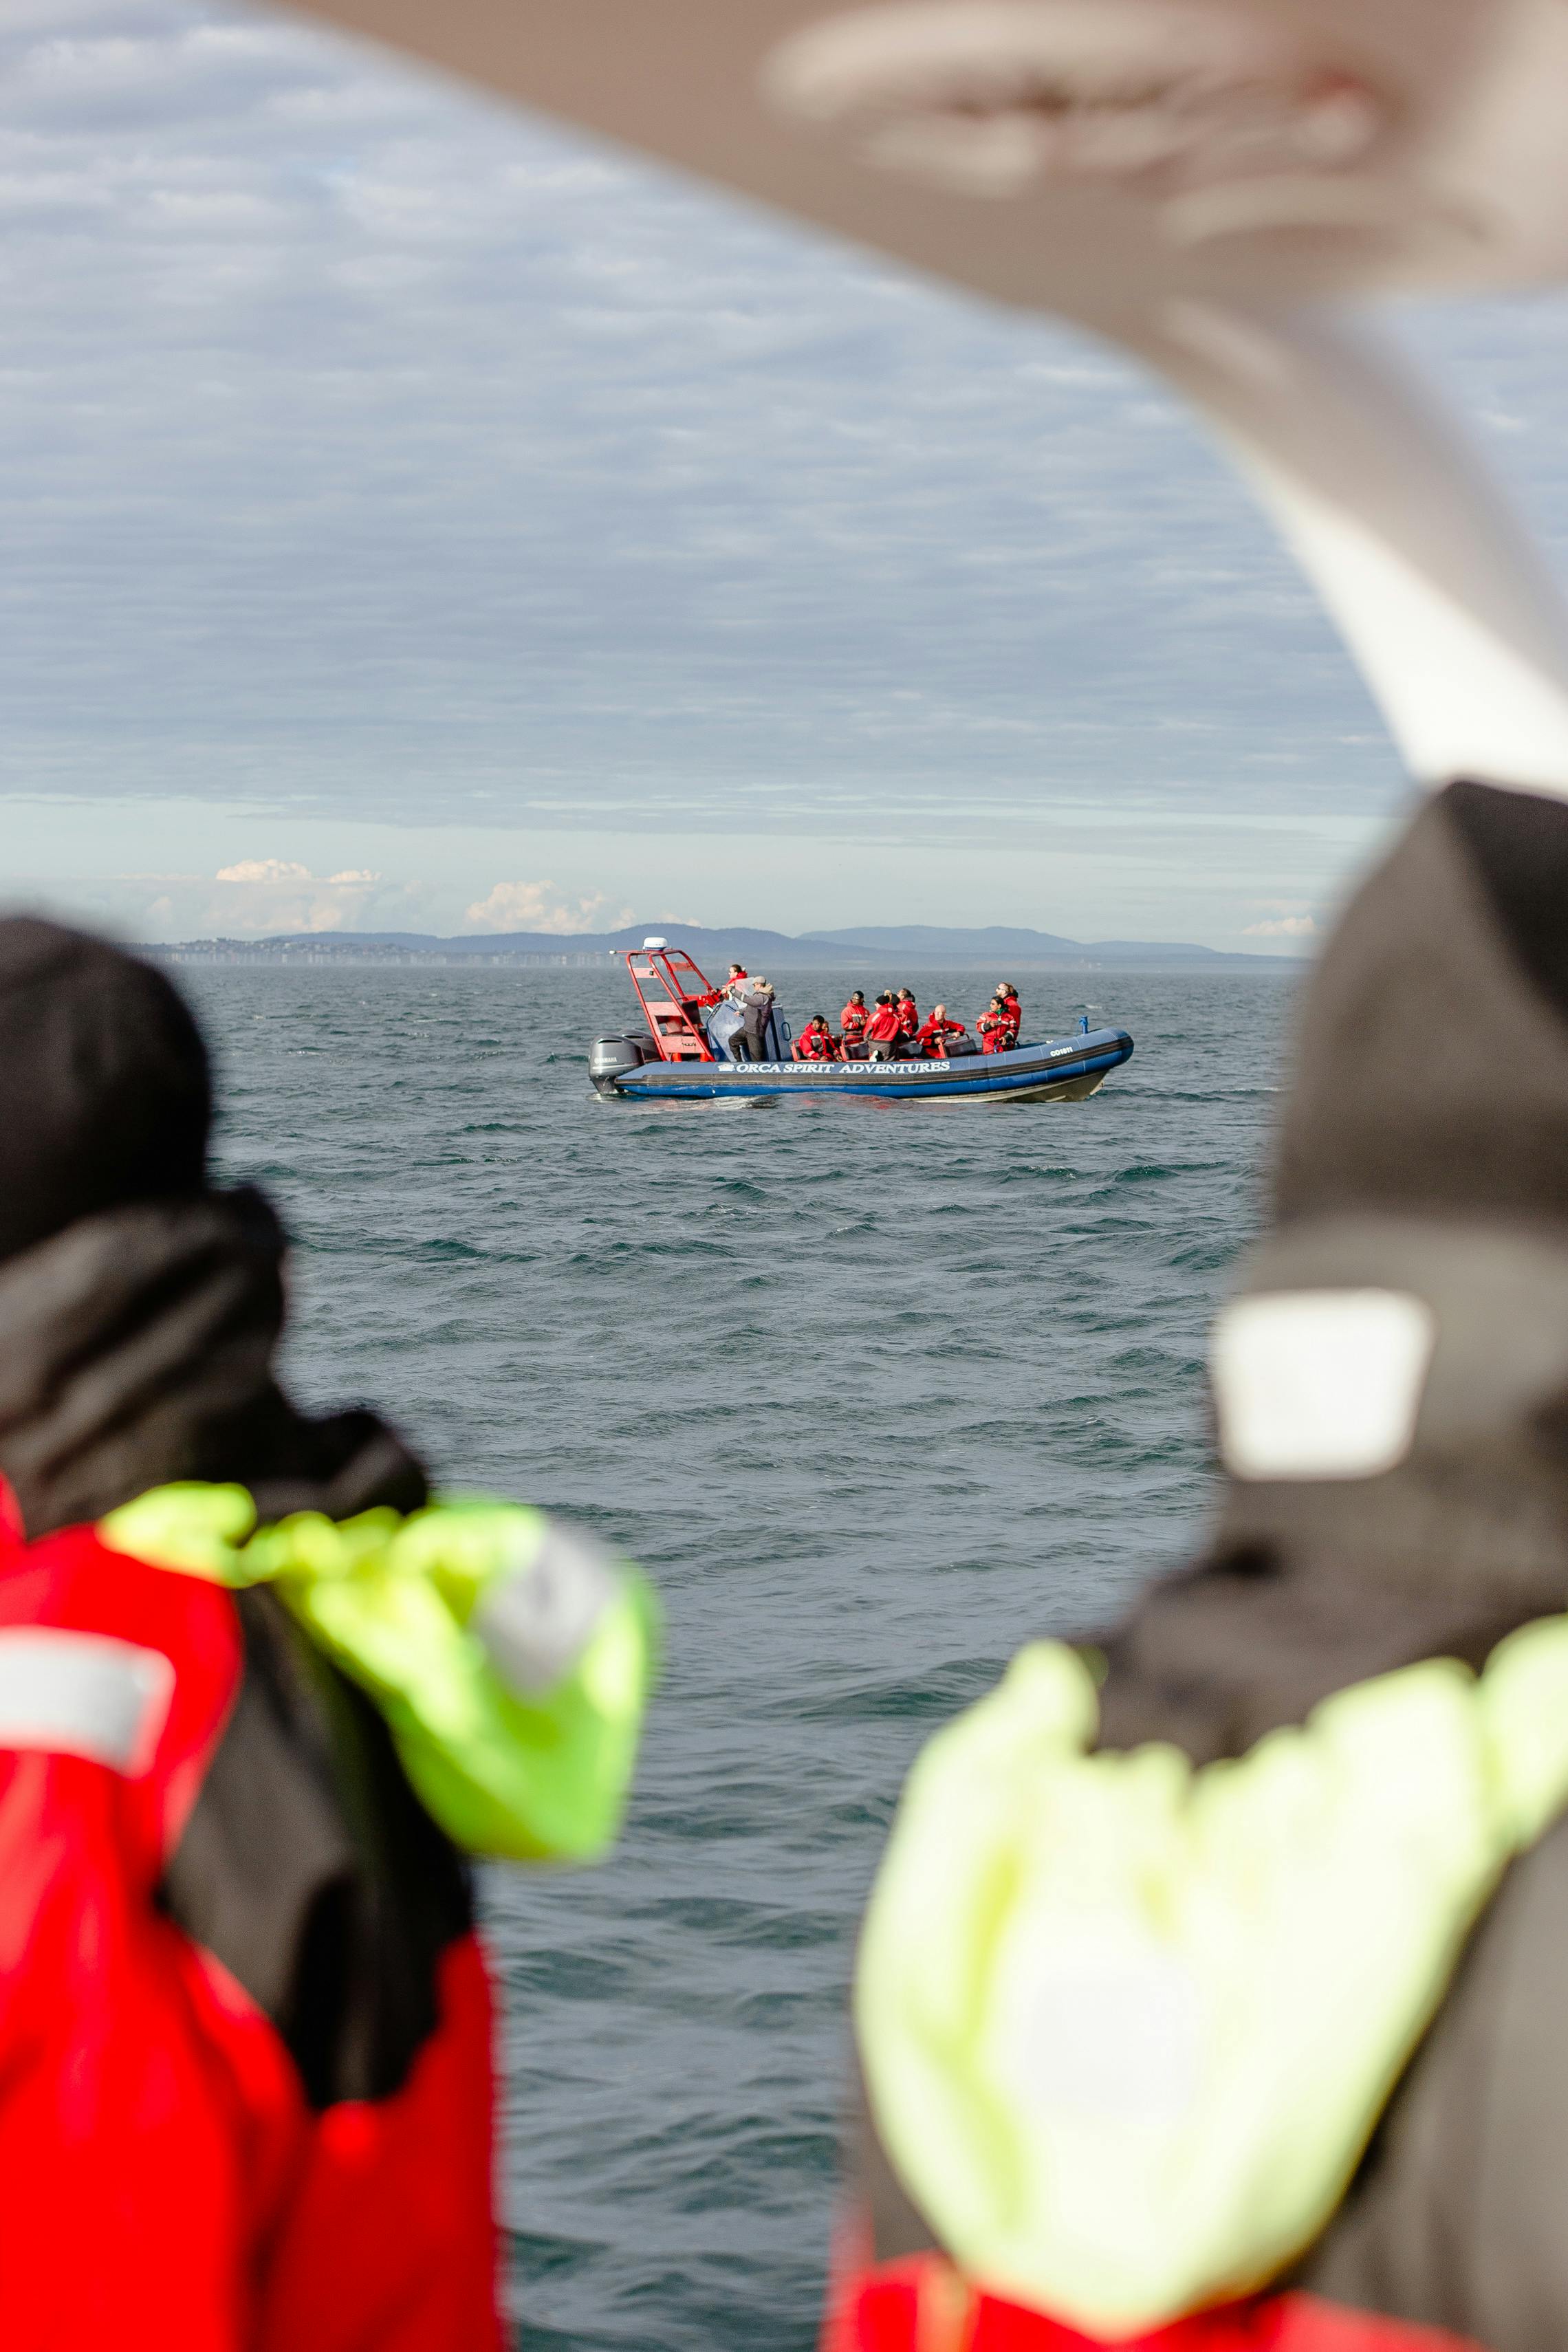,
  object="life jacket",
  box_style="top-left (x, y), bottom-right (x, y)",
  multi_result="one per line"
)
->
top-left (0, 1477), bottom-right (655, 2352)
top-left (837, 1628), bottom-right (1568, 2352)
top-left (897, 999), bottom-right (920, 1038)
top-left (797, 1026), bottom-right (836, 1060)
top-left (979, 1010), bottom-right (1008, 1054)
top-left (841, 1003), bottom-right (871, 1043)
top-left (867, 1005), bottom-right (902, 1043)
